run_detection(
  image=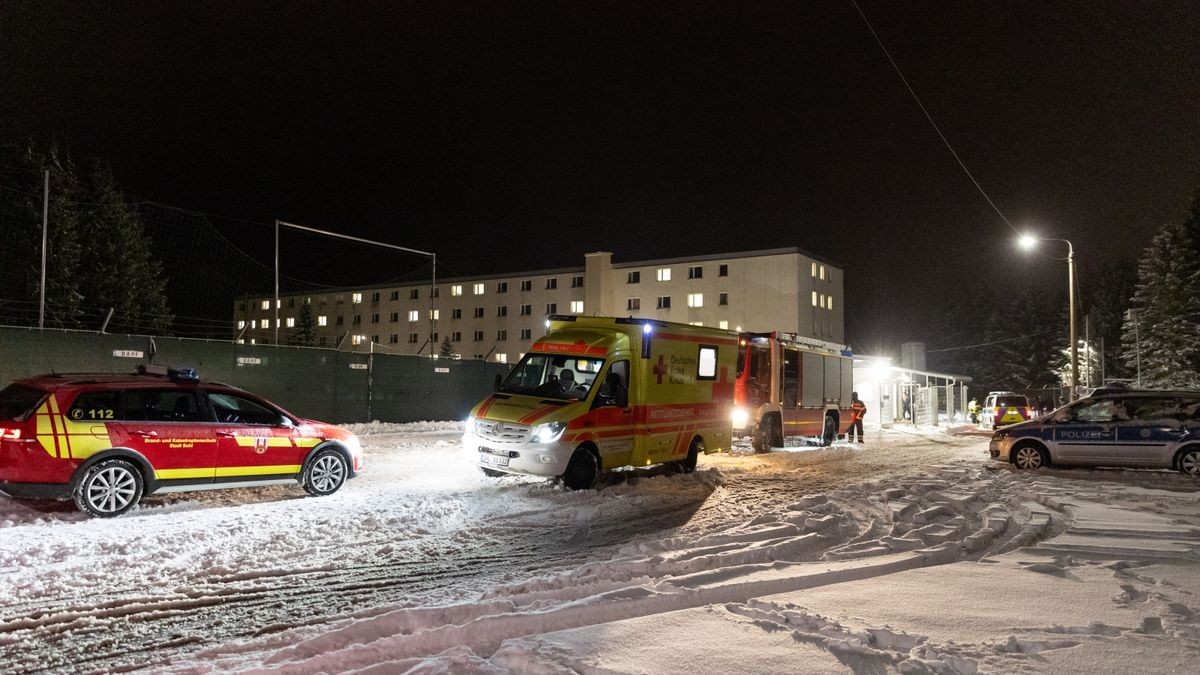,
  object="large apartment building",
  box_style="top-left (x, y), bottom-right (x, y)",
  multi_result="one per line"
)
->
top-left (233, 247), bottom-right (845, 362)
